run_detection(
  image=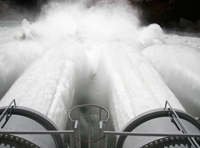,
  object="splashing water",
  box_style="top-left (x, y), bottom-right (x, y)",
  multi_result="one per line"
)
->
top-left (0, 0), bottom-right (199, 135)
top-left (143, 44), bottom-right (200, 117)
